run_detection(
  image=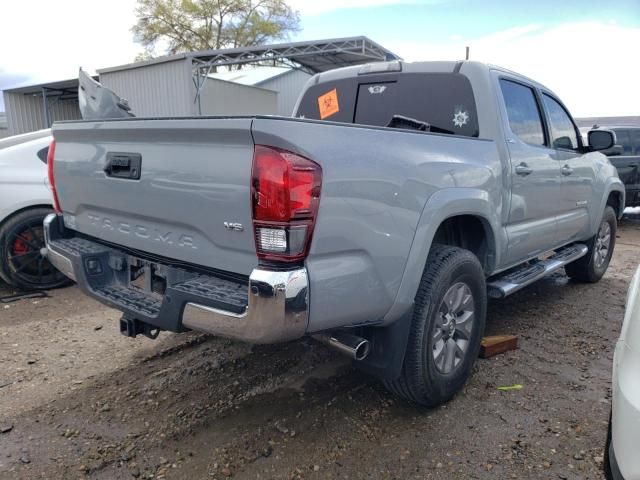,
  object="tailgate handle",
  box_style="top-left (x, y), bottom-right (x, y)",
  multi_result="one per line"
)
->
top-left (104, 152), bottom-right (141, 180)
